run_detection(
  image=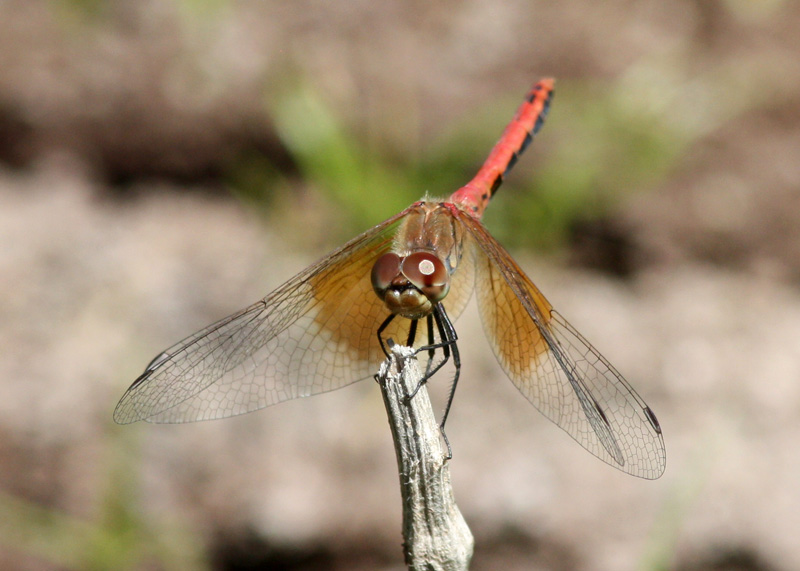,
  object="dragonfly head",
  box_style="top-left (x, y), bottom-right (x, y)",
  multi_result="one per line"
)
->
top-left (371, 251), bottom-right (450, 319)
